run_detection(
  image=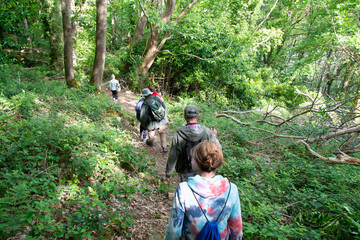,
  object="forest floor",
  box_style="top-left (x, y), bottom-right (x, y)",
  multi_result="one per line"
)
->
top-left (106, 88), bottom-right (180, 239)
